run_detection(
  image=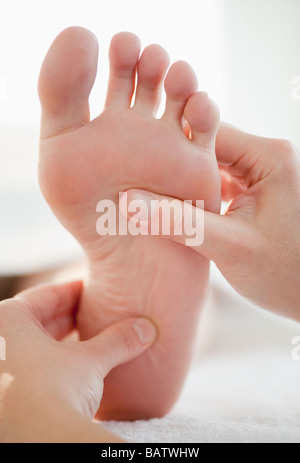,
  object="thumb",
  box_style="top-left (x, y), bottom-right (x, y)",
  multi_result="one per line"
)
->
top-left (121, 189), bottom-right (247, 263)
top-left (81, 317), bottom-right (157, 377)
